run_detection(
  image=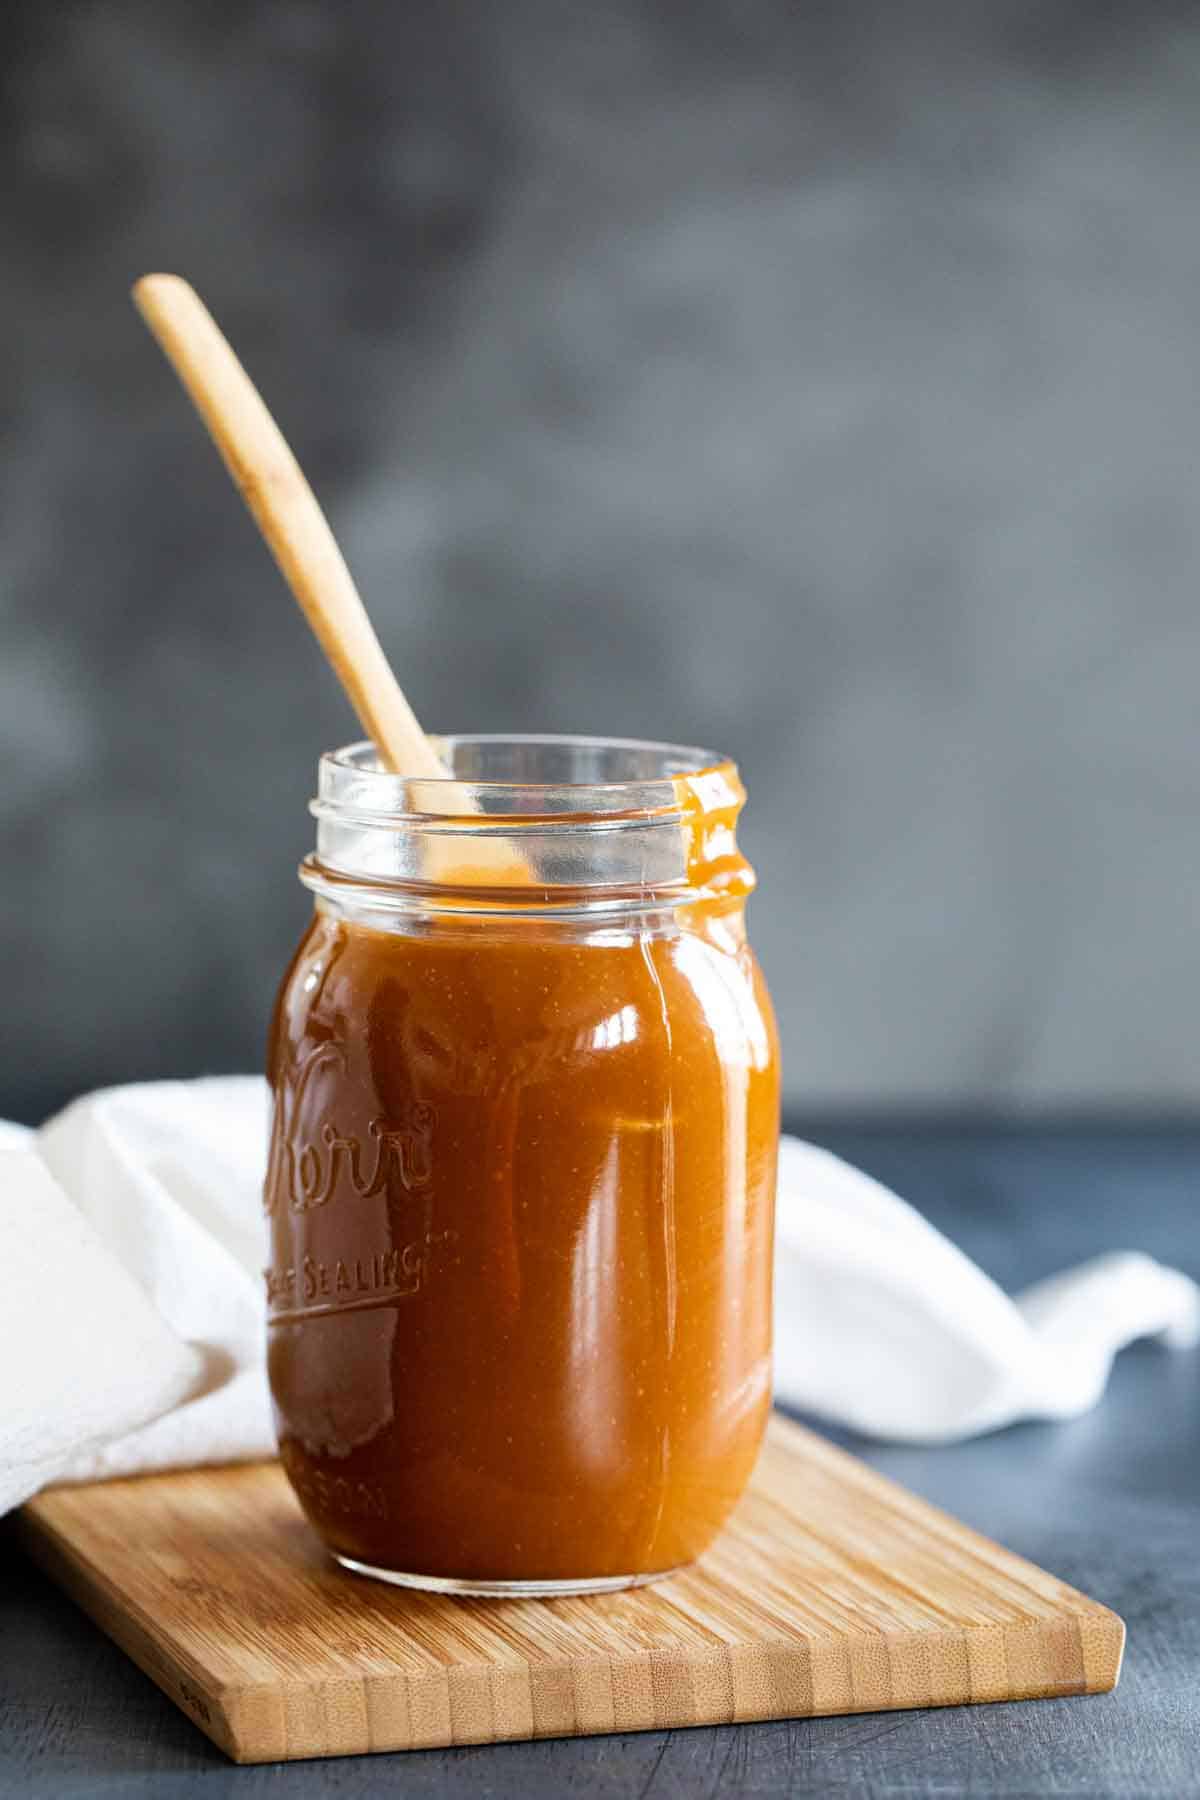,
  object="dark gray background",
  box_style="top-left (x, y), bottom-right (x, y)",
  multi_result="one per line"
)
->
top-left (6, 0), bottom-right (1200, 1124)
